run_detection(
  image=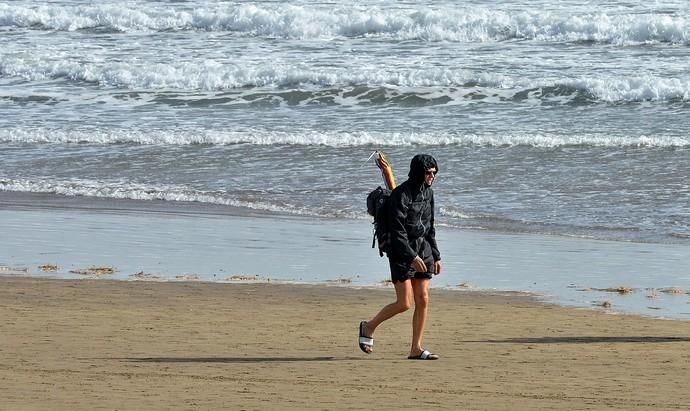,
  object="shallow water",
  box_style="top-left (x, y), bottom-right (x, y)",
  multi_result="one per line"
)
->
top-left (2, 194), bottom-right (689, 320)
